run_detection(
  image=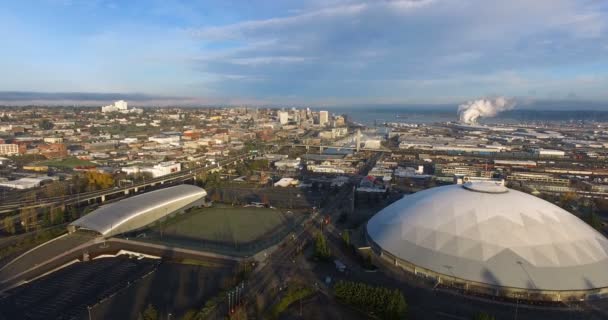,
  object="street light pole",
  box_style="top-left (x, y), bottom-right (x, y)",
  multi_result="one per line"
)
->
top-left (161, 208), bottom-right (167, 239)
